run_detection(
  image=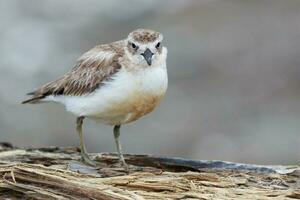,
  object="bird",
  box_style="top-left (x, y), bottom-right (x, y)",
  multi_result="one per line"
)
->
top-left (22, 28), bottom-right (168, 171)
